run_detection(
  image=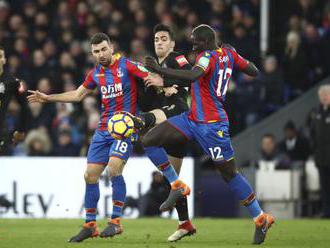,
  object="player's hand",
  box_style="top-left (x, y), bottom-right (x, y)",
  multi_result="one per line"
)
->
top-left (12, 131), bottom-right (25, 145)
top-left (27, 90), bottom-right (50, 103)
top-left (144, 73), bottom-right (164, 87)
top-left (163, 85), bottom-right (178, 97)
top-left (144, 56), bottom-right (161, 73)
